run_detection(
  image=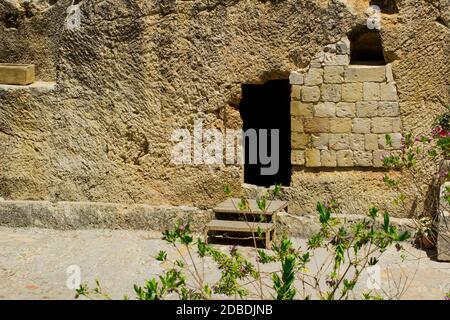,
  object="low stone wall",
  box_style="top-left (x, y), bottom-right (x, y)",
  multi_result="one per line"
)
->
top-left (0, 200), bottom-right (213, 232)
top-left (0, 199), bottom-right (416, 239)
